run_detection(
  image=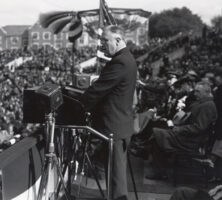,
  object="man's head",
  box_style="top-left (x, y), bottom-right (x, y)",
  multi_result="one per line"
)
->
top-left (177, 81), bottom-right (193, 94)
top-left (101, 25), bottom-right (126, 57)
top-left (194, 81), bottom-right (212, 100)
